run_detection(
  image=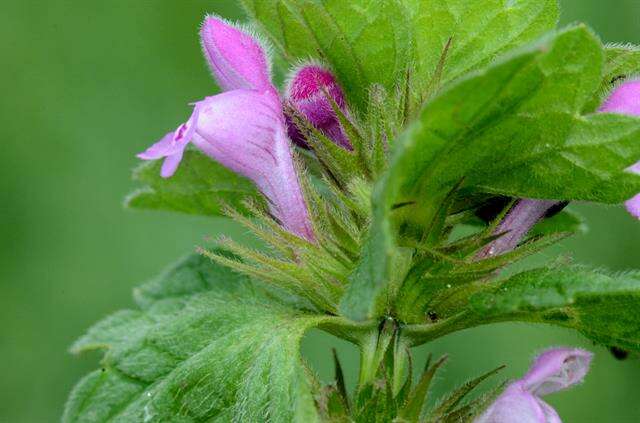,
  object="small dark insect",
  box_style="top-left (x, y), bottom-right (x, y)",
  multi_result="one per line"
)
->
top-left (427, 311), bottom-right (438, 322)
top-left (610, 346), bottom-right (629, 361)
top-left (611, 74), bottom-right (627, 85)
